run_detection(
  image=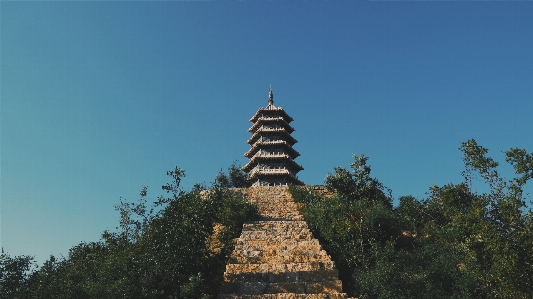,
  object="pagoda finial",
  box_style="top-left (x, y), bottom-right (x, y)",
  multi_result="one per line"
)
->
top-left (268, 85), bottom-right (274, 106)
